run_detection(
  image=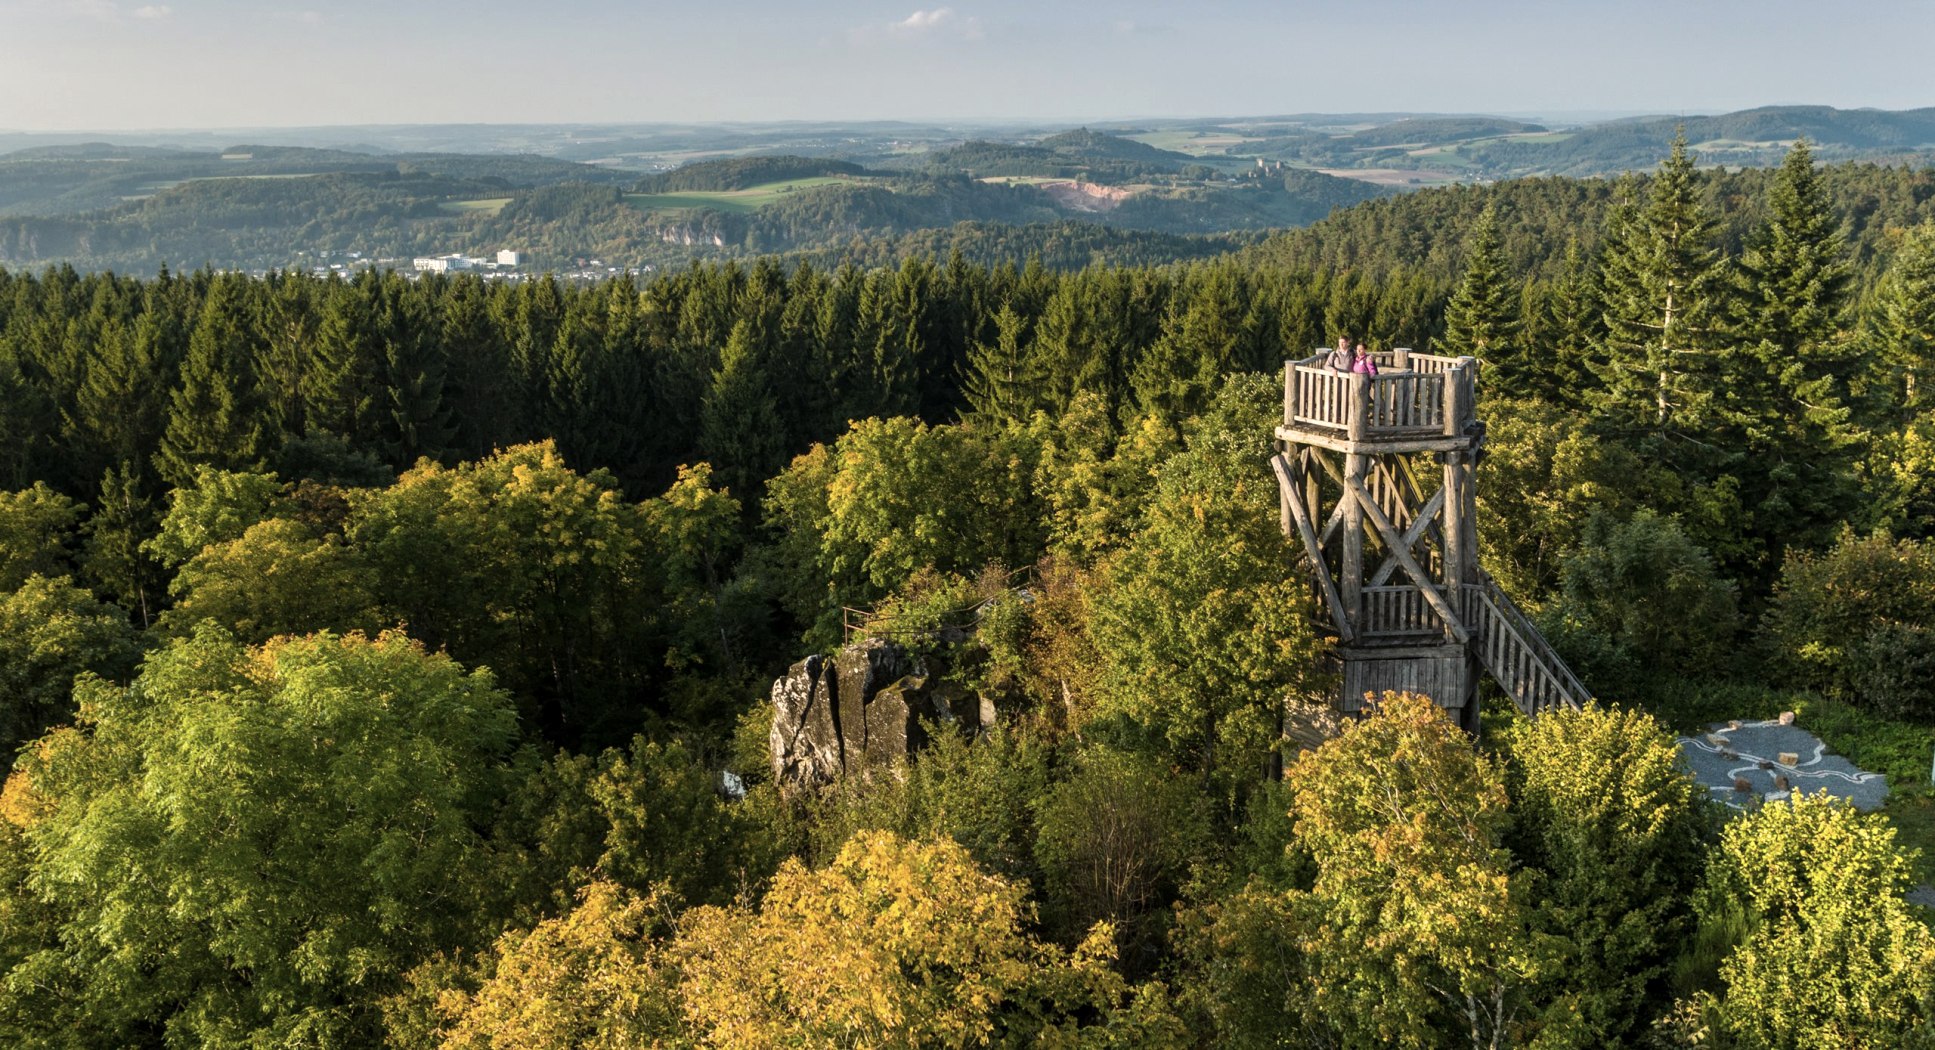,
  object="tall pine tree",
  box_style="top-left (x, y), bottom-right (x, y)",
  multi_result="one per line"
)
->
top-left (699, 317), bottom-right (789, 501)
top-left (960, 304), bottom-right (1044, 424)
top-left (1870, 219), bottom-right (1935, 419)
top-left (1588, 133), bottom-right (1730, 435)
top-left (1439, 203), bottom-right (1523, 395)
top-left (157, 274), bottom-right (269, 484)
